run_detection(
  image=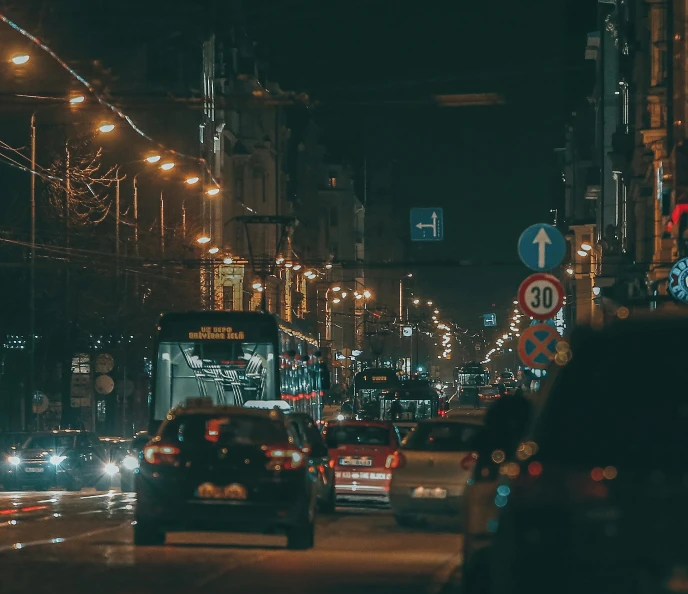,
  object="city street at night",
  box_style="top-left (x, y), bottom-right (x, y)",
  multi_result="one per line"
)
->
top-left (0, 491), bottom-right (463, 594)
